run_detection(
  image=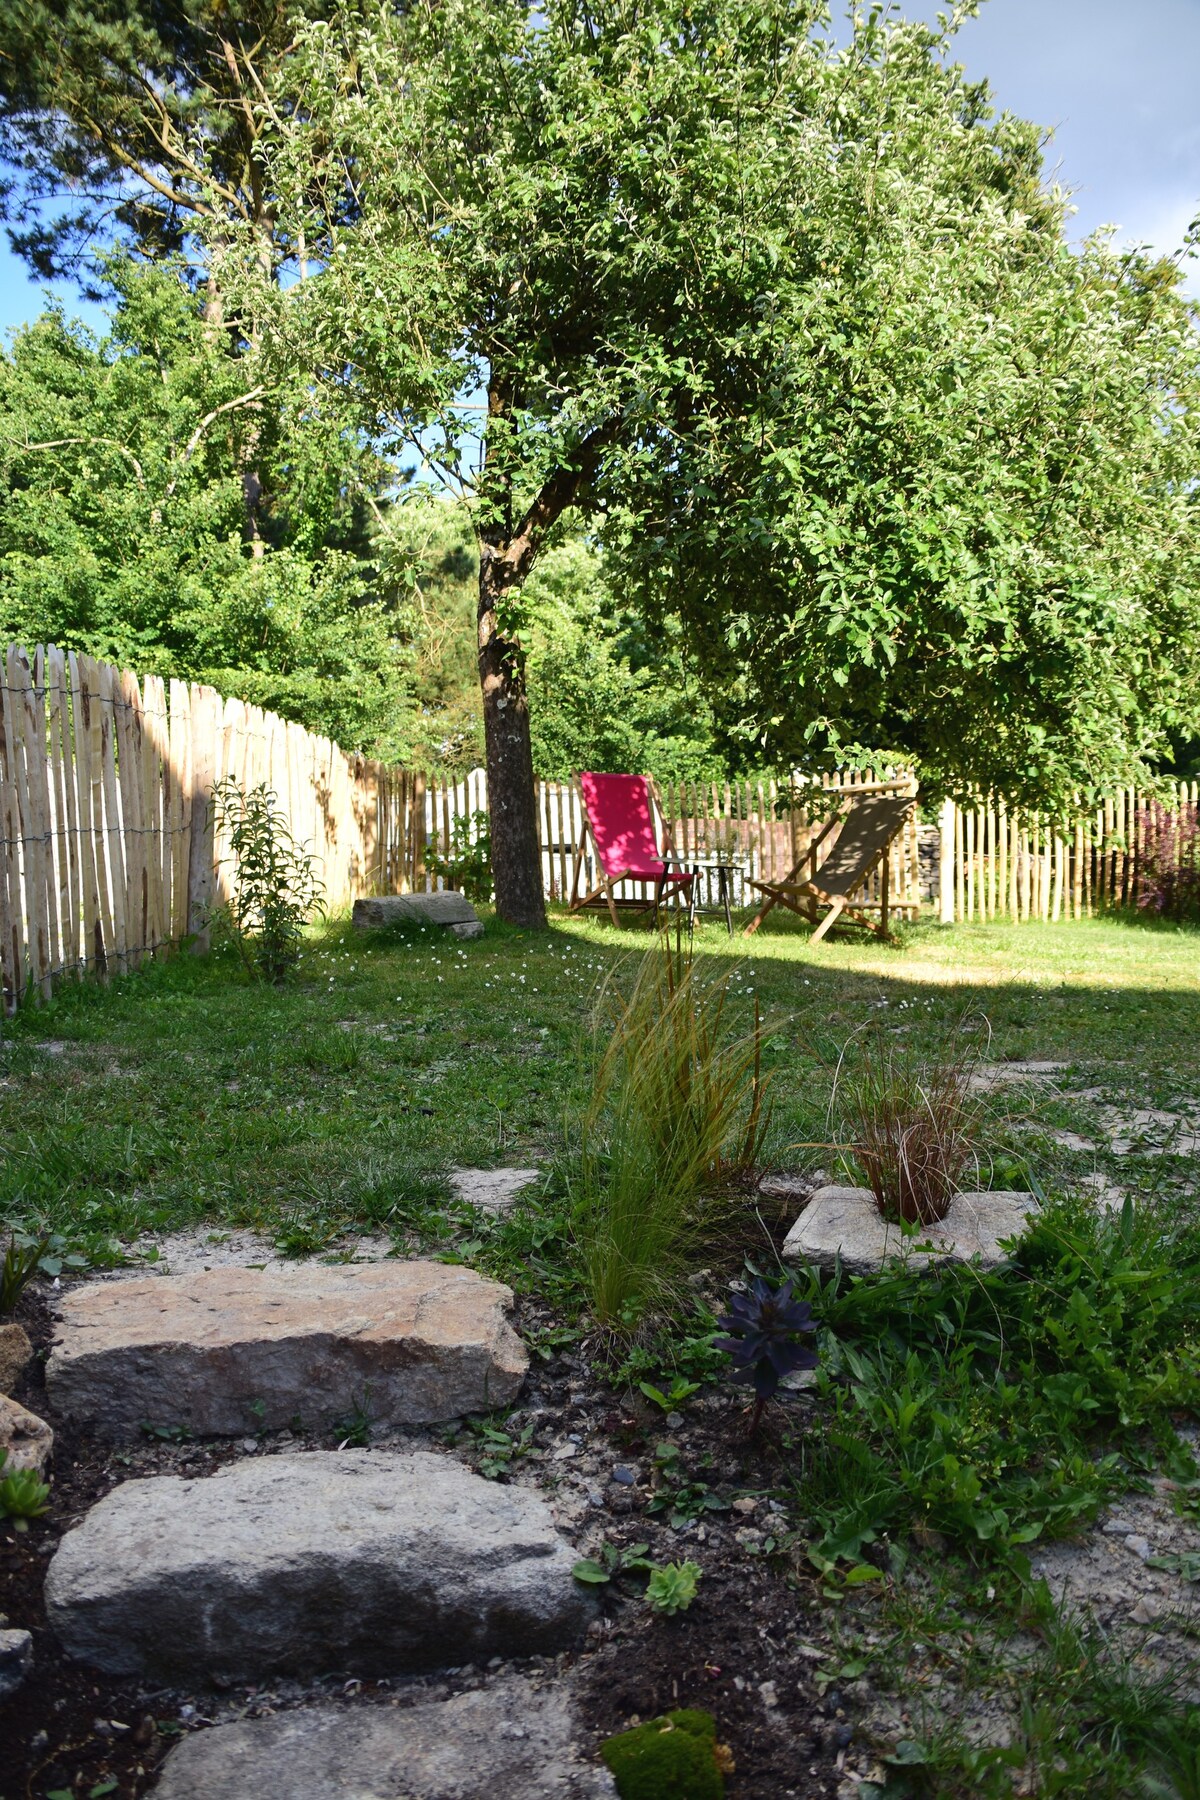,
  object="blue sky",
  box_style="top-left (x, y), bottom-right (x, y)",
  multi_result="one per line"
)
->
top-left (1, 0), bottom-right (1197, 337)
